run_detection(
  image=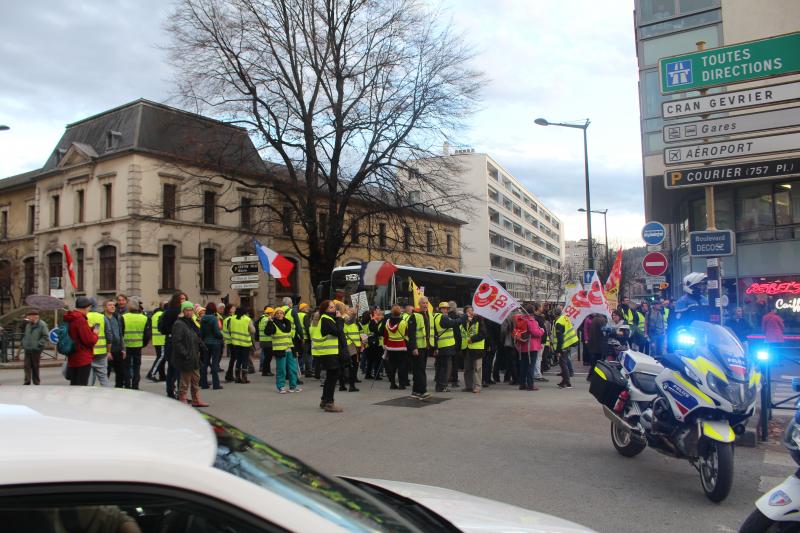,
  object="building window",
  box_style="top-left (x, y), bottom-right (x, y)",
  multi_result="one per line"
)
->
top-left (351, 219), bottom-right (360, 244)
top-left (27, 205), bottom-right (35, 234)
top-left (76, 248), bottom-right (84, 291)
top-left (106, 130), bottom-right (121, 150)
top-left (318, 212), bottom-right (327, 239)
top-left (77, 190), bottom-right (85, 223)
top-left (202, 248), bottom-right (216, 291)
top-left (23, 257), bottom-right (35, 297)
top-left (402, 227), bottom-right (412, 252)
top-left (446, 234), bottom-right (453, 256)
top-left (0, 261), bottom-right (10, 311)
top-left (162, 245), bottom-right (176, 290)
top-left (48, 252), bottom-right (62, 289)
top-left (203, 191), bottom-right (216, 224)
top-left (163, 184), bottom-right (177, 219)
top-left (426, 230), bottom-right (433, 253)
top-left (275, 257), bottom-right (298, 295)
top-left (98, 245), bottom-right (116, 291)
top-left (378, 223), bottom-right (387, 248)
top-left (52, 195), bottom-right (60, 227)
top-left (103, 183), bottom-right (112, 218)
top-left (0, 211), bottom-right (7, 239)
top-left (282, 205), bottom-right (293, 236)
top-left (240, 197), bottom-right (252, 228)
